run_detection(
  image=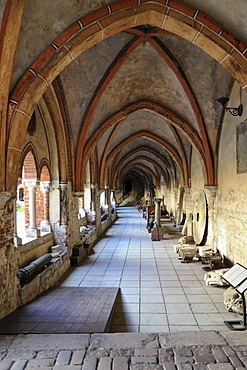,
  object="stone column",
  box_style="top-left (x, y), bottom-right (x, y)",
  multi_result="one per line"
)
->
top-left (154, 197), bottom-right (163, 228)
top-left (204, 186), bottom-right (218, 252)
top-left (26, 181), bottom-right (40, 238)
top-left (111, 189), bottom-right (116, 215)
top-left (60, 182), bottom-right (68, 226)
top-left (105, 186), bottom-right (112, 221)
top-left (13, 199), bottom-right (22, 246)
top-left (94, 186), bottom-right (101, 231)
top-left (90, 185), bottom-right (96, 211)
top-left (40, 181), bottom-right (51, 232)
